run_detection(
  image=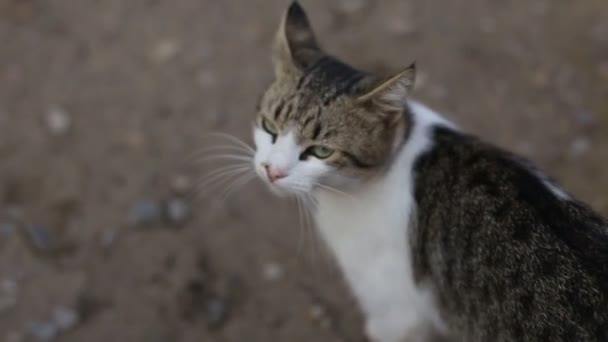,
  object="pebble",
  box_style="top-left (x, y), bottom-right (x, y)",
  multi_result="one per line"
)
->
top-left (531, 69), bottom-right (550, 88)
top-left (386, 17), bottom-right (416, 35)
top-left (0, 278), bottom-right (18, 312)
top-left (129, 199), bottom-right (163, 226)
top-left (0, 222), bottom-right (17, 240)
top-left (4, 64), bottom-right (23, 83)
top-left (571, 110), bottom-right (596, 129)
top-left (205, 296), bottom-right (229, 330)
top-left (100, 230), bottom-right (117, 248)
top-left (479, 16), bottom-right (497, 34)
top-left (197, 70), bottom-right (217, 89)
top-left (333, 0), bottom-right (369, 14)
top-left (164, 198), bottom-right (191, 225)
top-left (262, 262), bottom-right (284, 281)
top-left (598, 61), bottom-right (608, 80)
top-left (6, 331), bottom-right (24, 342)
top-left (151, 39), bottom-right (181, 63)
top-left (308, 303), bottom-right (333, 330)
top-left (23, 224), bottom-right (53, 251)
top-left (52, 305), bottom-right (79, 331)
top-left (26, 321), bottom-right (59, 341)
top-left (170, 174), bottom-right (192, 195)
top-left (568, 136), bottom-right (591, 159)
top-left (124, 130), bottom-right (146, 149)
top-left (45, 107), bottom-right (71, 136)
top-left (308, 304), bottom-right (326, 321)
